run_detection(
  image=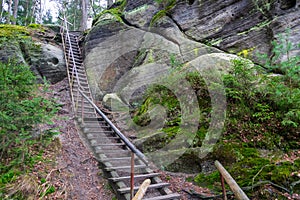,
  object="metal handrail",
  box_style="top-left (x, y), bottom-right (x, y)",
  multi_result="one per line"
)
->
top-left (78, 89), bottom-right (149, 165)
top-left (60, 14), bottom-right (86, 115)
top-left (60, 15), bottom-right (83, 89)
